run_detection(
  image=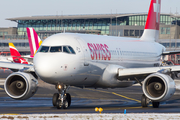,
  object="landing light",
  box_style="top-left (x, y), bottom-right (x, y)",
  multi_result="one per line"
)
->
top-left (58, 85), bottom-right (61, 89)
